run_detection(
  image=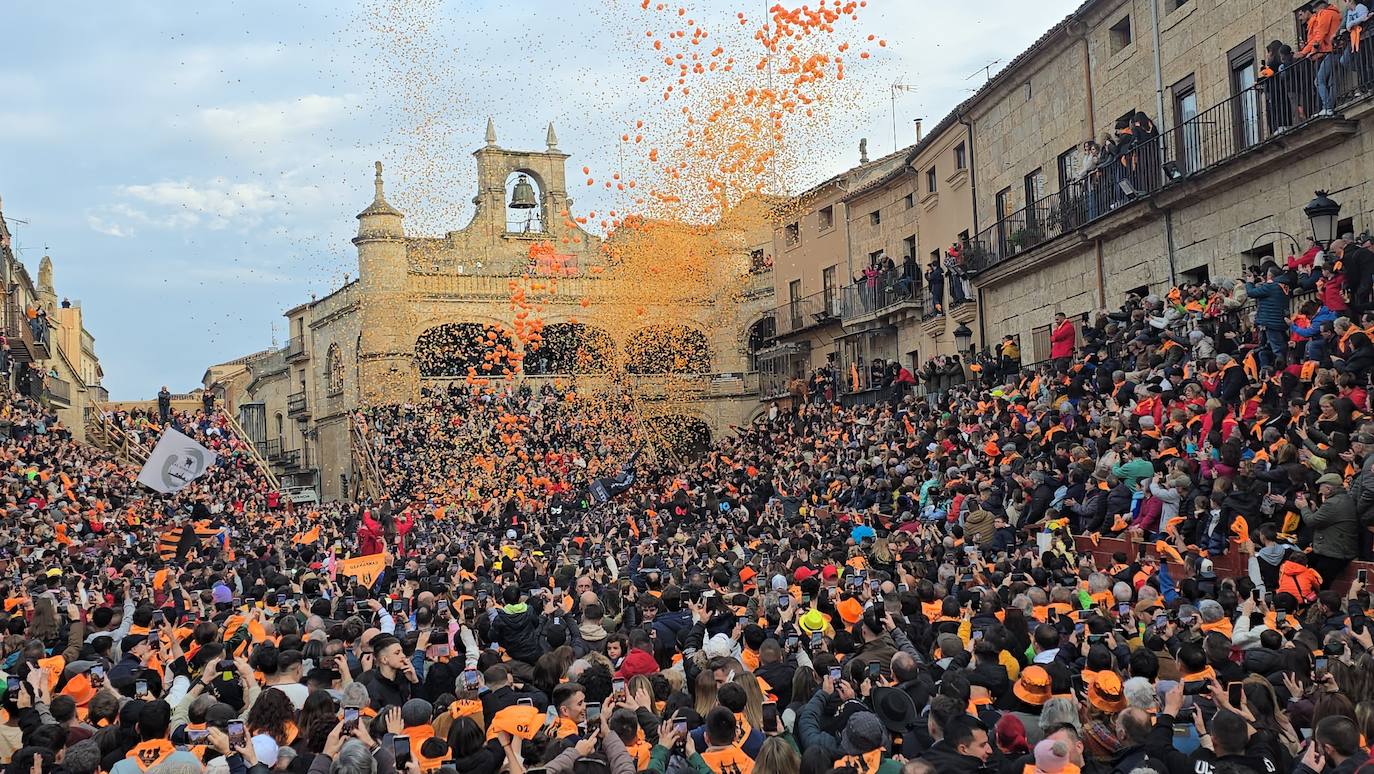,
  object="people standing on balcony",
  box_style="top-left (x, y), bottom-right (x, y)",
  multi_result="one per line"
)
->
top-left (924, 258), bottom-right (944, 317)
top-left (1244, 266), bottom-right (1294, 369)
top-left (1298, 0), bottom-right (1343, 115)
top-left (897, 253), bottom-right (918, 298)
top-left (157, 386), bottom-right (172, 425)
top-left (880, 254), bottom-right (897, 290)
top-left (869, 357), bottom-right (886, 392)
top-left (1261, 41), bottom-right (1298, 131)
top-left (1341, 0), bottom-right (1371, 91)
top-left (1129, 112), bottom-right (1160, 191)
top-left (861, 262), bottom-right (881, 311)
top-left (946, 250), bottom-right (969, 307)
top-left (1050, 312), bottom-right (1076, 372)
